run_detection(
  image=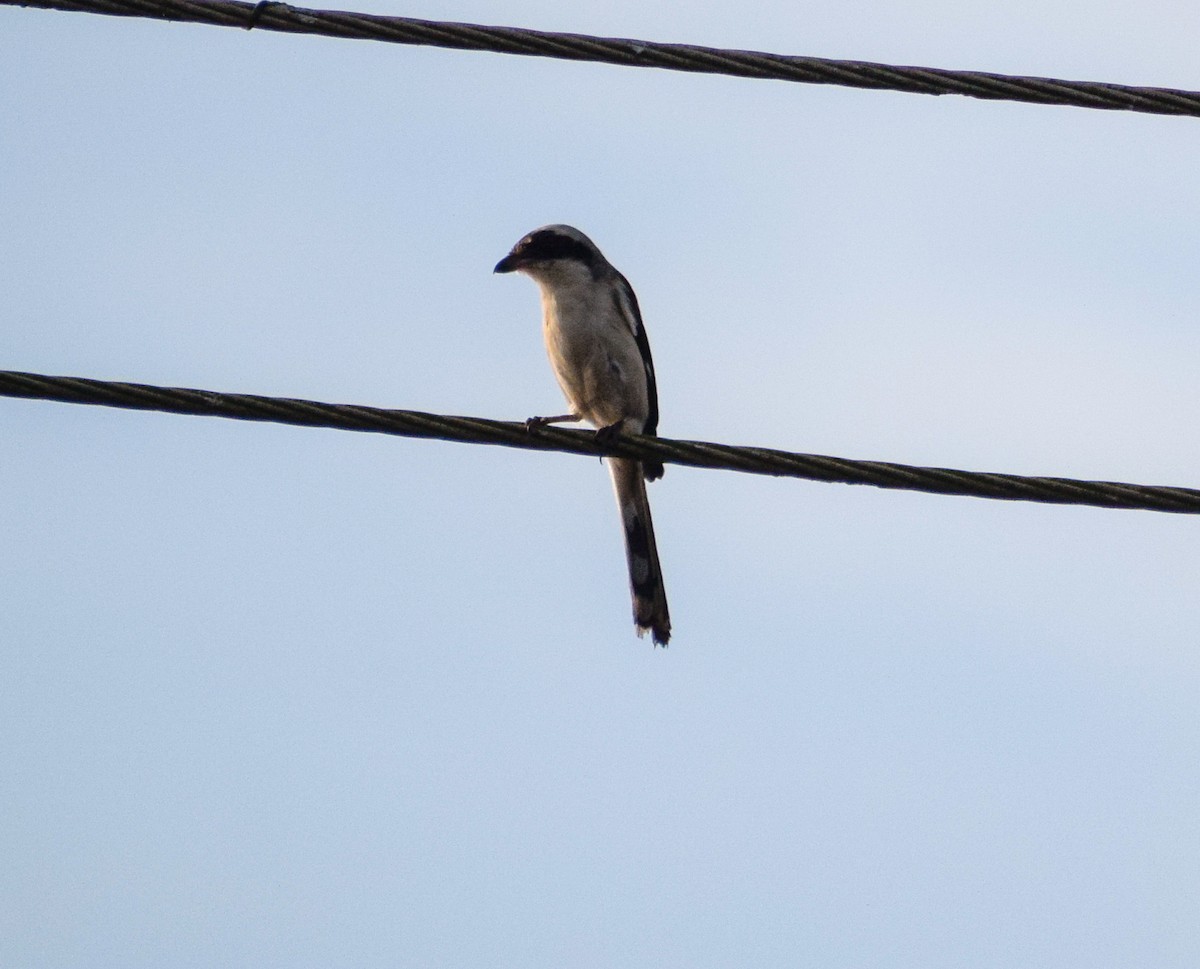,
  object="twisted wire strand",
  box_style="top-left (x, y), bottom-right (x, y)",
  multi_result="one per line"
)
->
top-left (7, 0), bottom-right (1200, 118)
top-left (4, 370), bottom-right (1199, 514)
